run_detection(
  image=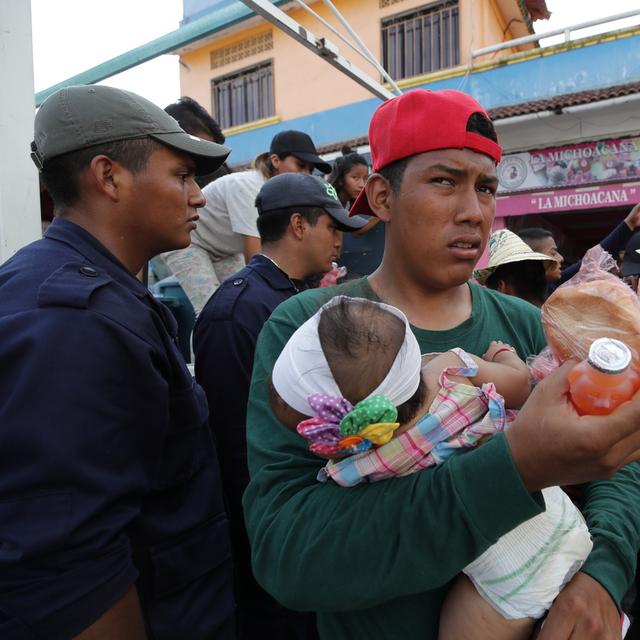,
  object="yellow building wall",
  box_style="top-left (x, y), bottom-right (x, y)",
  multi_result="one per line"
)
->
top-left (179, 0), bottom-right (528, 128)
